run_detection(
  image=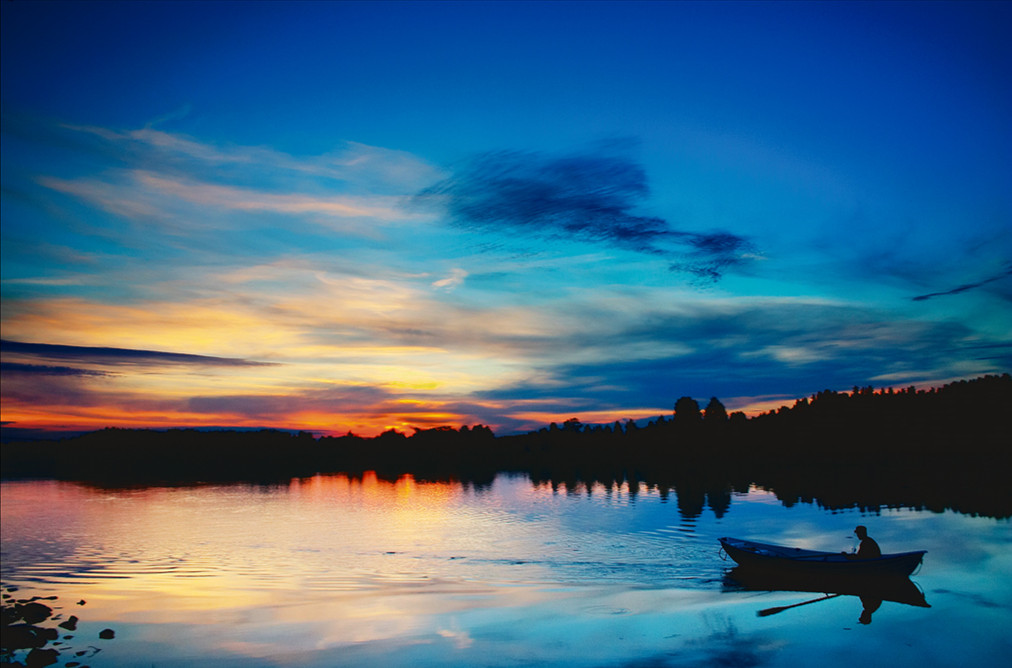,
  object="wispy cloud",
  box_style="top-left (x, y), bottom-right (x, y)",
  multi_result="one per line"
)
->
top-left (61, 122), bottom-right (443, 194)
top-left (912, 265), bottom-right (1012, 301)
top-left (1, 339), bottom-right (271, 368)
top-left (185, 385), bottom-right (395, 421)
top-left (475, 296), bottom-right (1004, 414)
top-left (38, 169), bottom-right (419, 239)
top-left (130, 171), bottom-right (408, 223)
top-left (414, 146), bottom-right (757, 281)
top-left (432, 268), bottom-right (468, 290)
top-left (17, 118), bottom-right (442, 249)
top-left (0, 362), bottom-right (108, 377)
